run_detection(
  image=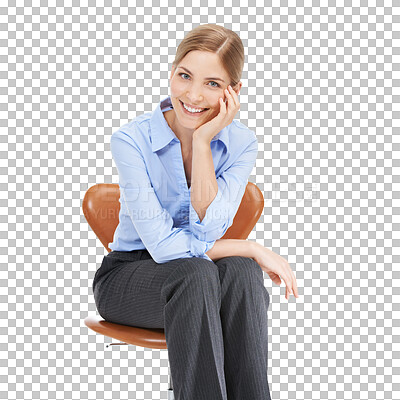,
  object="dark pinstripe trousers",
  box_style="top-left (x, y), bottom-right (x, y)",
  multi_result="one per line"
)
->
top-left (92, 249), bottom-right (271, 400)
